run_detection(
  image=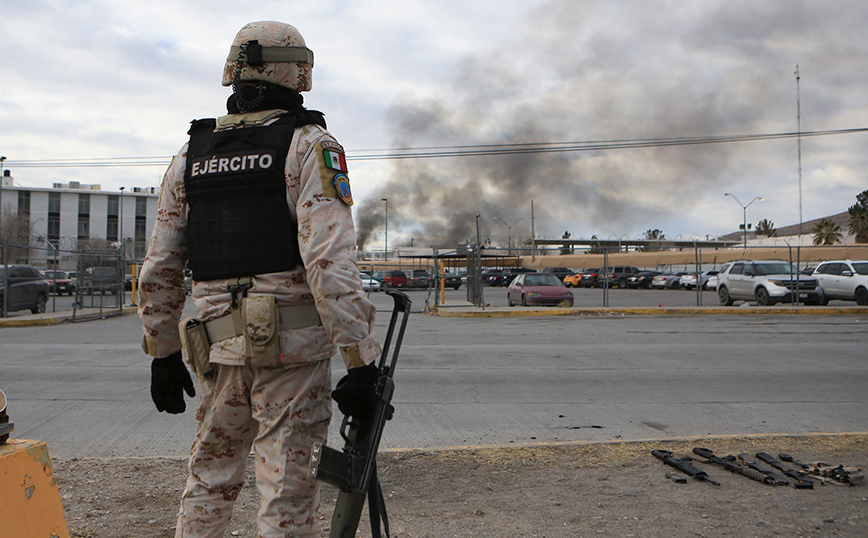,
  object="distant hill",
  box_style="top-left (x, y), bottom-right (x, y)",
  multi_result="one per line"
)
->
top-left (718, 210), bottom-right (851, 241)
